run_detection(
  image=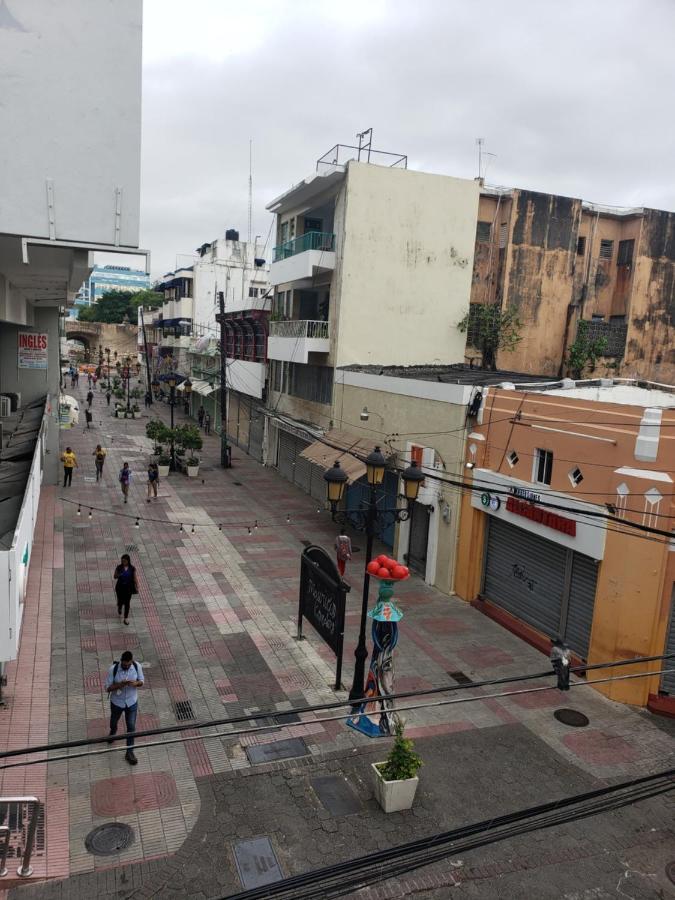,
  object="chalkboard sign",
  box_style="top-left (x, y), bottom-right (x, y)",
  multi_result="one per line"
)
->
top-left (297, 545), bottom-right (349, 690)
